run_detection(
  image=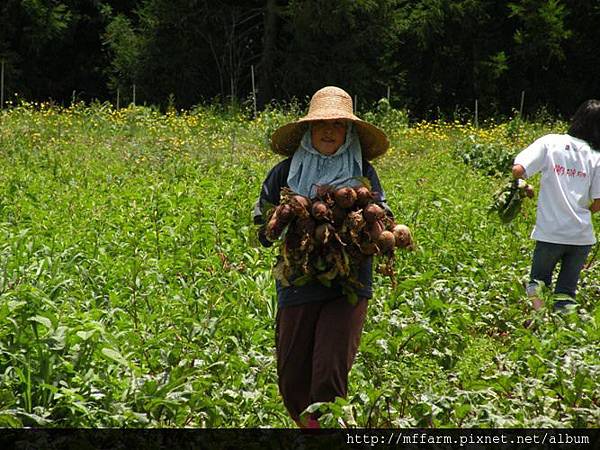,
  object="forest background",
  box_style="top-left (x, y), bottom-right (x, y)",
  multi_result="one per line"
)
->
top-left (1, 0), bottom-right (600, 429)
top-left (1, 0), bottom-right (599, 119)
